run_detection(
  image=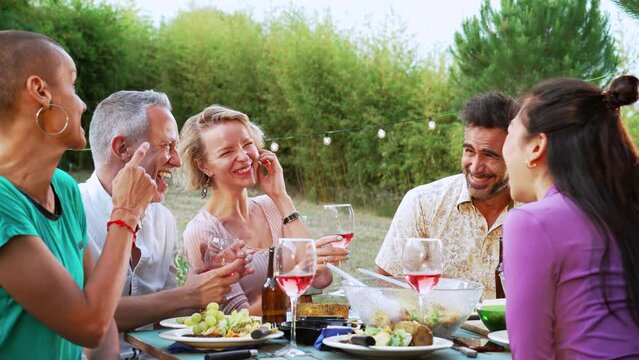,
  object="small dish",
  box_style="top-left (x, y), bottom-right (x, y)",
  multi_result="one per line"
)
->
top-left (477, 304), bottom-right (506, 332)
top-left (159, 317), bottom-right (187, 329)
top-left (487, 330), bottom-right (510, 350)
